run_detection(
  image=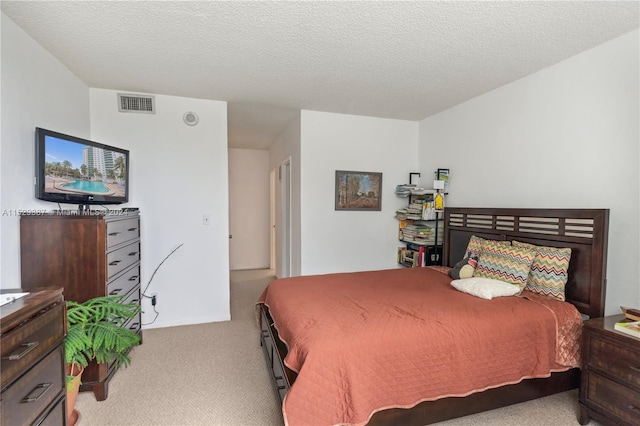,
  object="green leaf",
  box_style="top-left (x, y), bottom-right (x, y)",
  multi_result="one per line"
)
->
top-left (65, 295), bottom-right (141, 371)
